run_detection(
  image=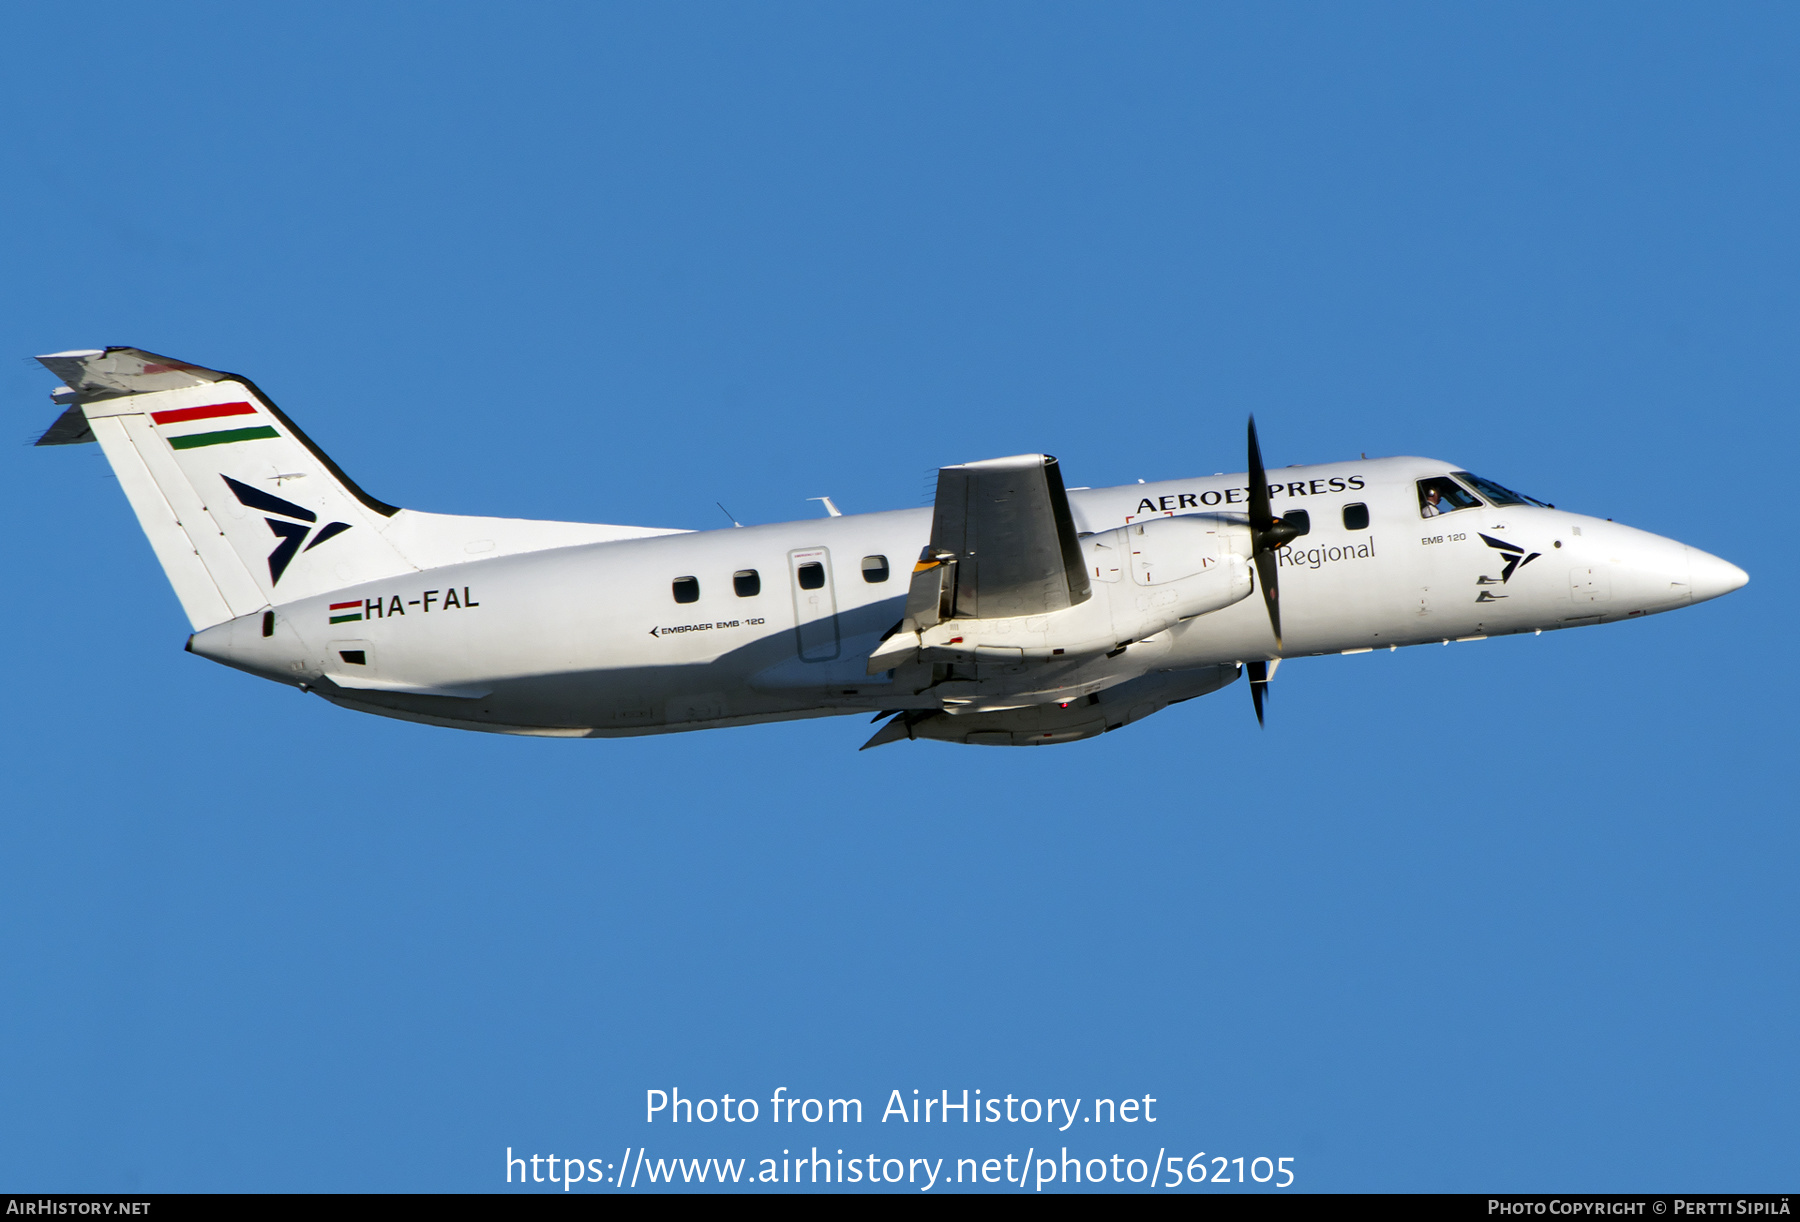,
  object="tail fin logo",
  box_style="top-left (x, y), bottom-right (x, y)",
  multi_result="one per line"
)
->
top-left (223, 475), bottom-right (353, 585)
